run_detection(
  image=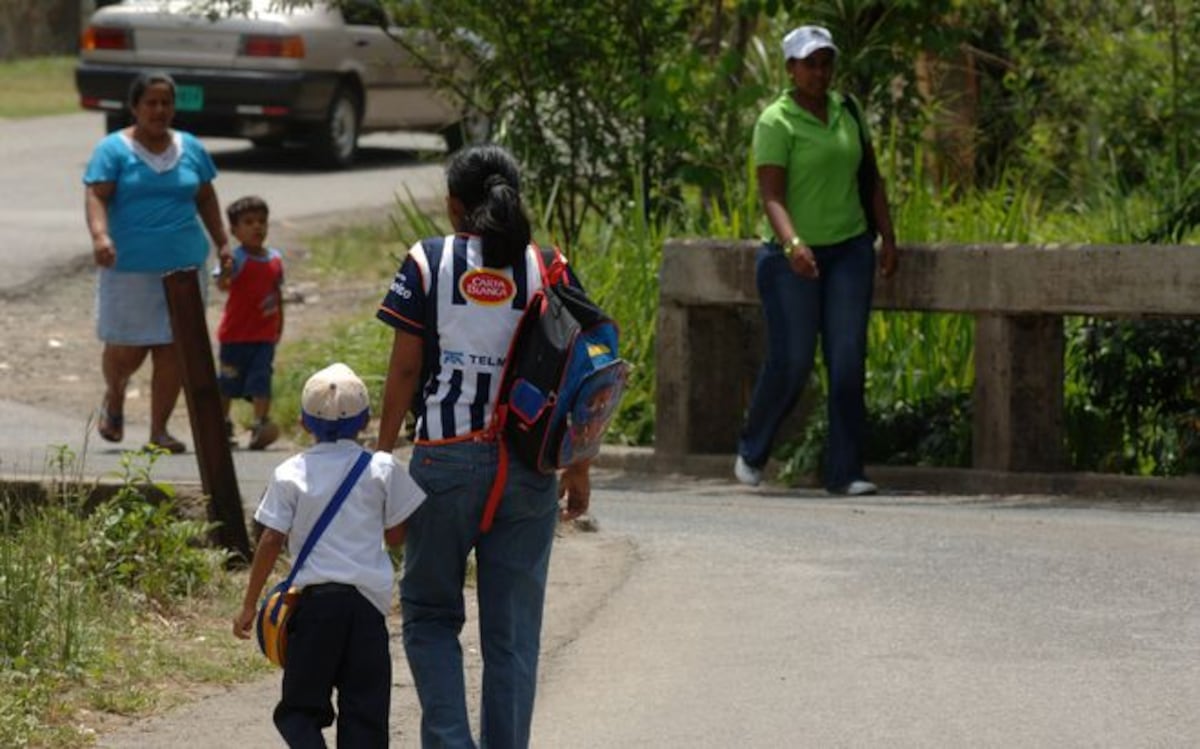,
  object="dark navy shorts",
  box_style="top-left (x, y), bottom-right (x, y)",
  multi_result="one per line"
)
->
top-left (218, 342), bottom-right (275, 400)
